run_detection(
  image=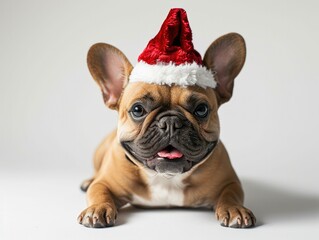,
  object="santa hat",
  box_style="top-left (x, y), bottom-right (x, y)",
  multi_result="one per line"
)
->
top-left (129, 8), bottom-right (216, 89)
